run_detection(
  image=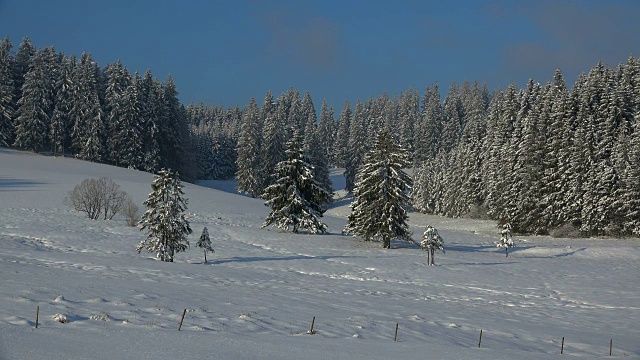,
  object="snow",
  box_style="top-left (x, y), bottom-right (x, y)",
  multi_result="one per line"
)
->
top-left (1, 148), bottom-right (639, 359)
